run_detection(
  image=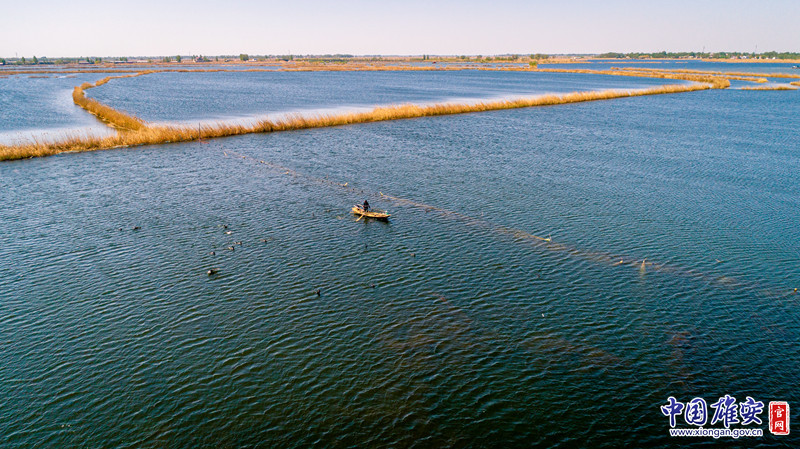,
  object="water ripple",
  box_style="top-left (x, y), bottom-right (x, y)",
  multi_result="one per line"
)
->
top-left (1, 76), bottom-right (798, 448)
